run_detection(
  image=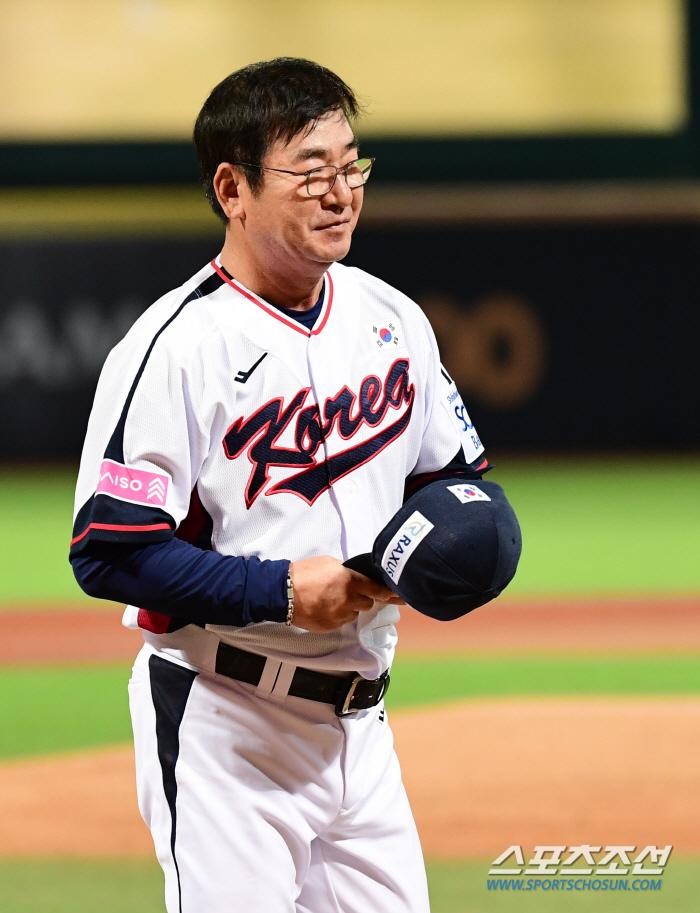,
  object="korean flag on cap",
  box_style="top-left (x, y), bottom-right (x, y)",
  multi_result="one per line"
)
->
top-left (447, 483), bottom-right (492, 504)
